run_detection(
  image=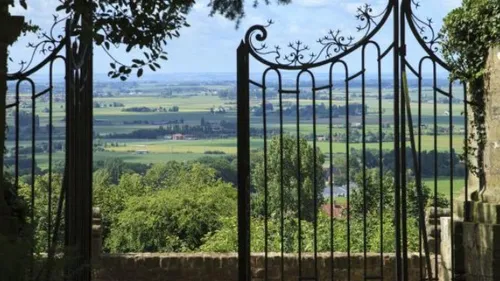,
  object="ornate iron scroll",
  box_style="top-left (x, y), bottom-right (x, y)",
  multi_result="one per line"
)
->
top-left (405, 0), bottom-right (450, 70)
top-left (244, 1), bottom-right (393, 69)
top-left (7, 14), bottom-right (68, 80)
